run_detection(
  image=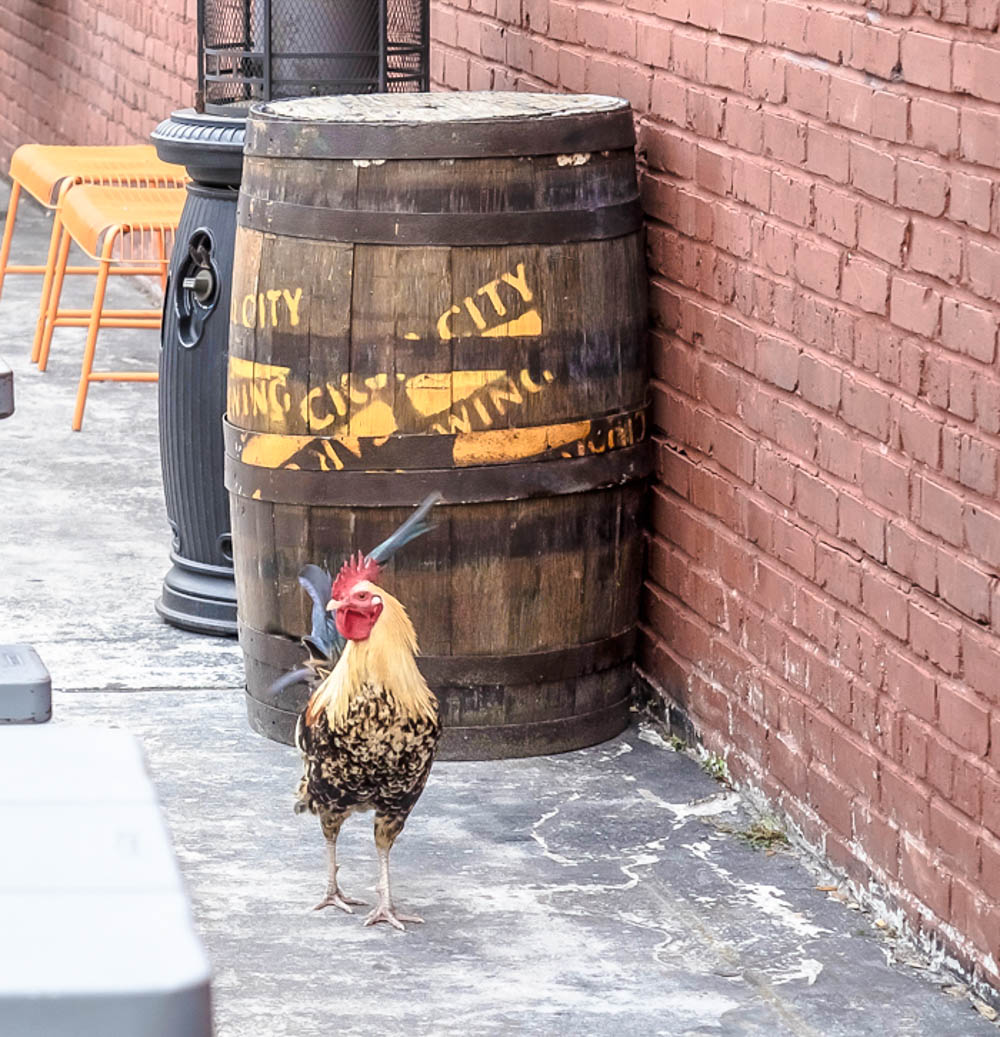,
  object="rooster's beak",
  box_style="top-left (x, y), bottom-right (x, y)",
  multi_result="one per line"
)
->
top-left (326, 599), bottom-right (342, 612)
